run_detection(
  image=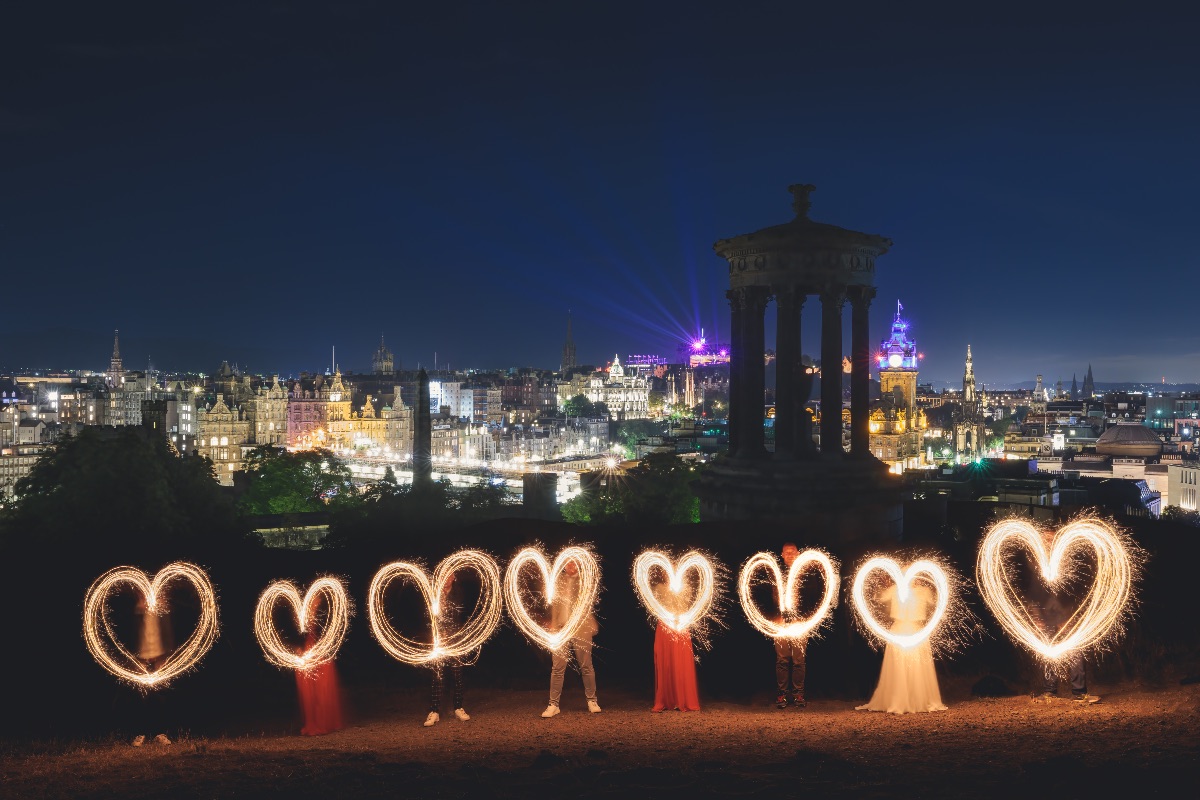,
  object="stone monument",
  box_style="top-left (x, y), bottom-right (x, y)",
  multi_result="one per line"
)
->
top-left (413, 368), bottom-right (433, 490)
top-left (695, 184), bottom-right (903, 544)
